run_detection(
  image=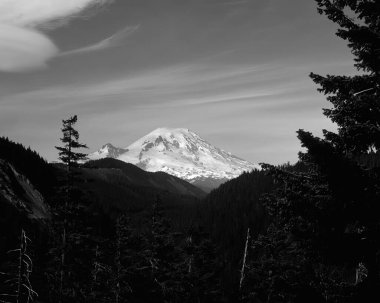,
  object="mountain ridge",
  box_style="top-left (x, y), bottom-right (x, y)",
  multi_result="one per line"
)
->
top-left (88, 127), bottom-right (259, 191)
top-left (83, 158), bottom-right (206, 199)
